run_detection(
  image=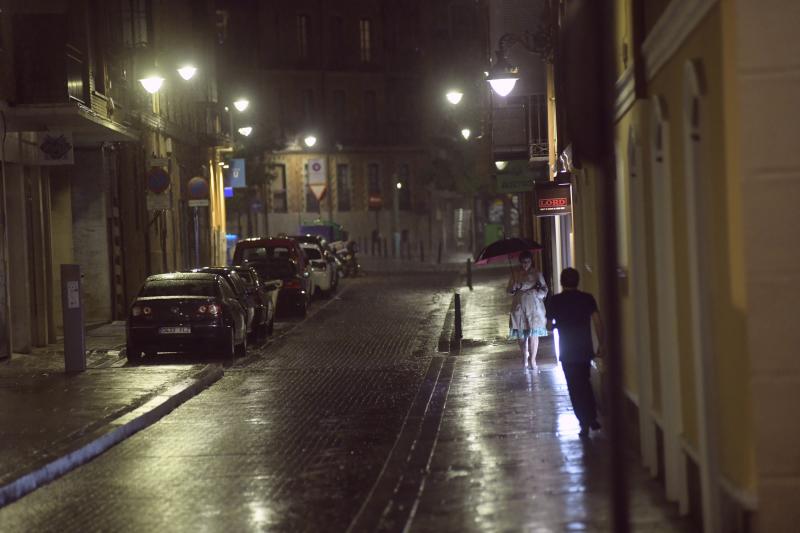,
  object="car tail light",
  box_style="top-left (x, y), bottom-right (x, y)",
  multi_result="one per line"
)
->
top-left (285, 279), bottom-right (301, 289)
top-left (142, 306), bottom-right (152, 316)
top-left (198, 303), bottom-right (221, 316)
top-left (131, 306), bottom-right (142, 317)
